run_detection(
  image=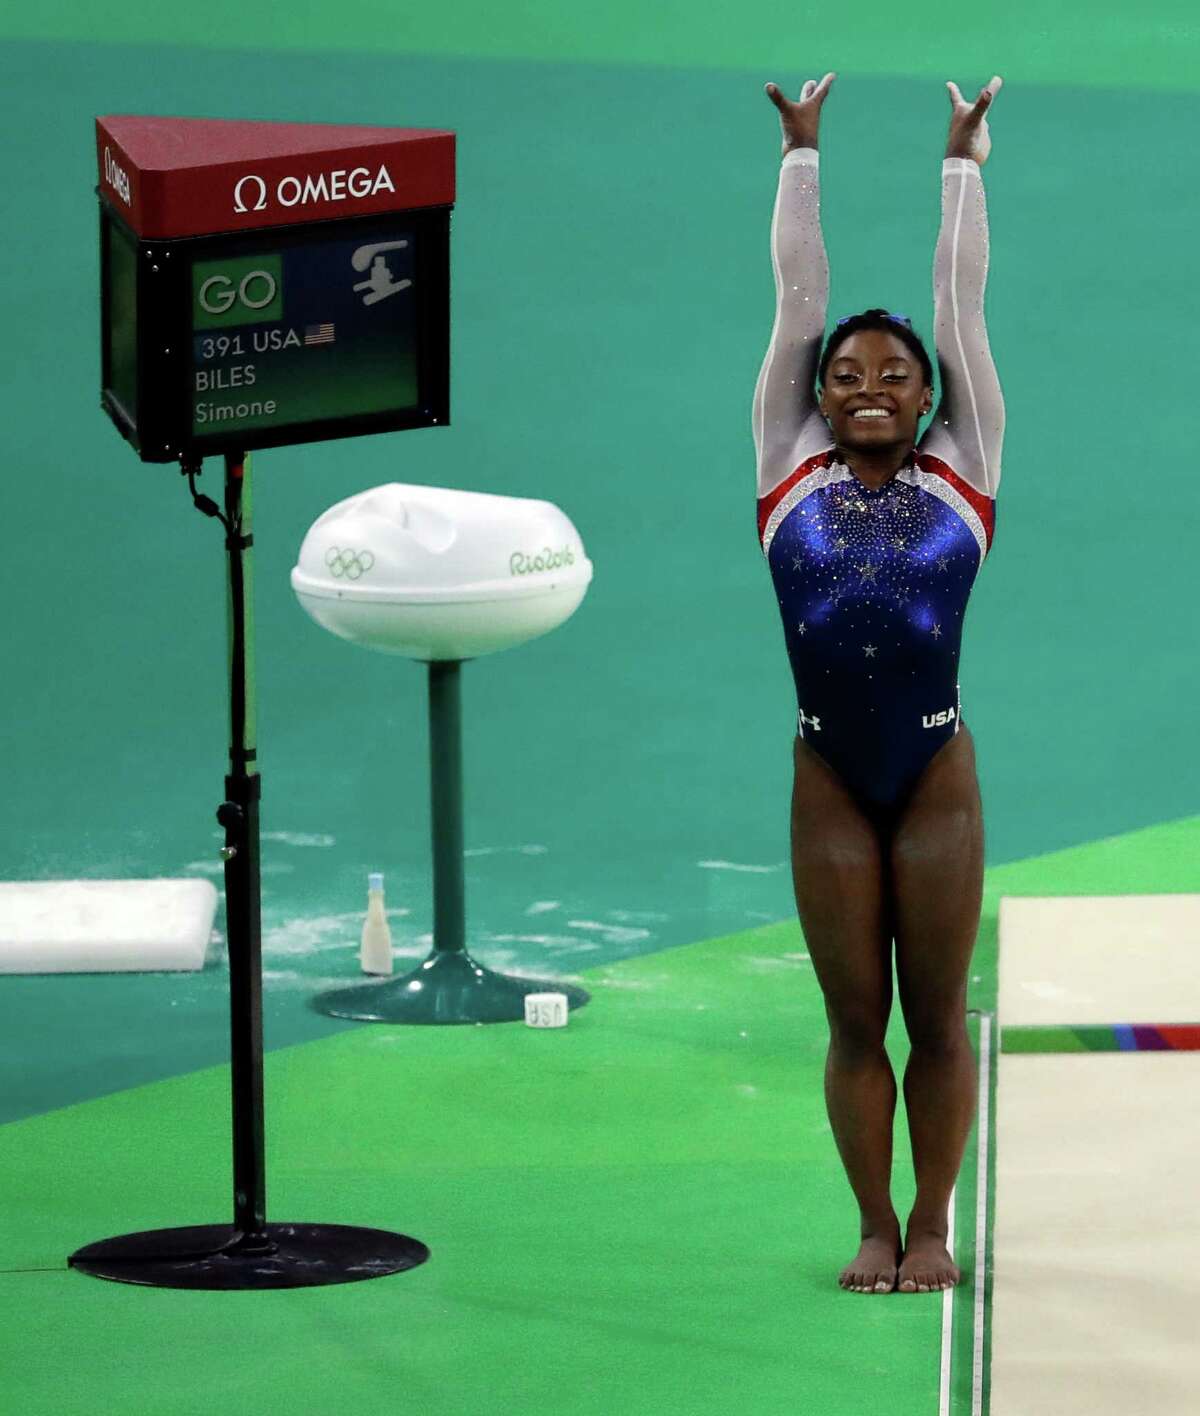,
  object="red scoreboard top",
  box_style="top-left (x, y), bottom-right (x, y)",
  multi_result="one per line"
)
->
top-left (95, 115), bottom-right (456, 239)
